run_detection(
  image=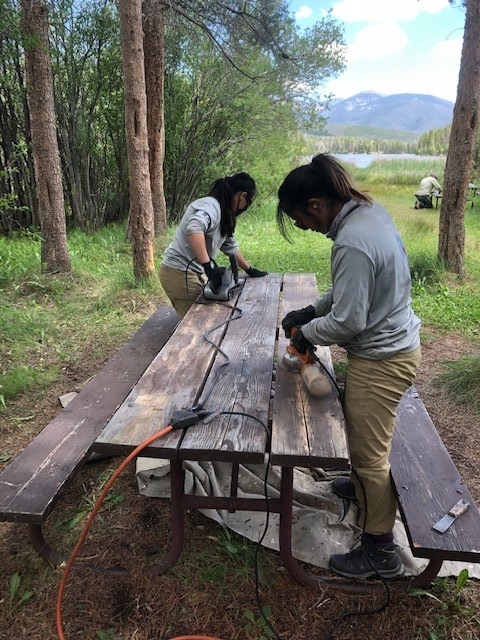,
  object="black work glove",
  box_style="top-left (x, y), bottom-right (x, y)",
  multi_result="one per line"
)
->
top-left (282, 305), bottom-right (316, 338)
top-left (202, 261), bottom-right (226, 293)
top-left (290, 325), bottom-right (314, 354)
top-left (246, 266), bottom-right (268, 277)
